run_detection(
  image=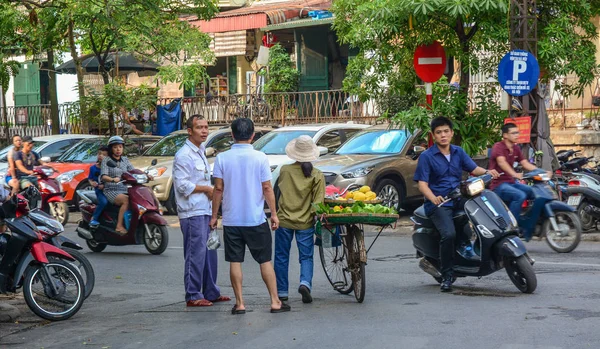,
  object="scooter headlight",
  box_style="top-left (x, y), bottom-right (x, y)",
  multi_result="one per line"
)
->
top-left (133, 174), bottom-right (148, 184)
top-left (465, 179), bottom-right (485, 196)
